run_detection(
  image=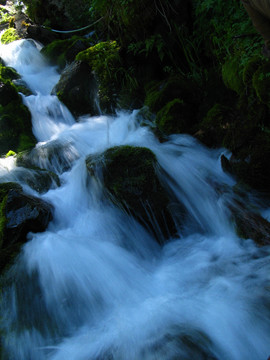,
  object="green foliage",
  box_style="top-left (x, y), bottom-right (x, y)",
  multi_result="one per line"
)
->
top-left (128, 34), bottom-right (165, 61)
top-left (156, 98), bottom-right (187, 135)
top-left (0, 28), bottom-right (20, 44)
top-left (193, 0), bottom-right (261, 62)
